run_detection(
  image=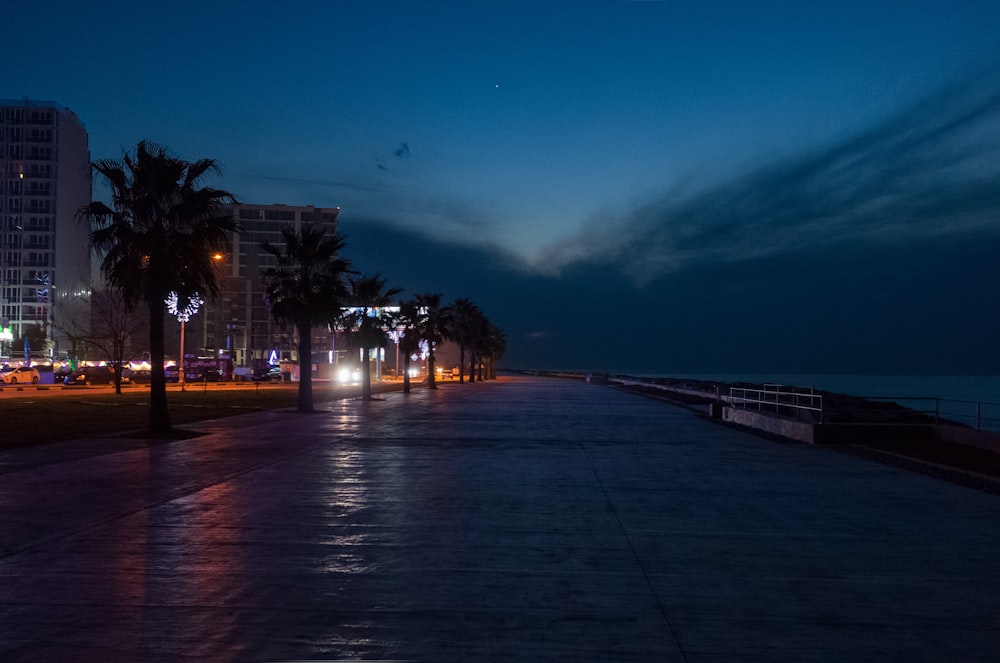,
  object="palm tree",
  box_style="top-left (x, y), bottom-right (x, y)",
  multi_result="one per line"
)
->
top-left (469, 310), bottom-right (493, 381)
top-left (82, 140), bottom-right (237, 434)
top-left (482, 323), bottom-right (506, 379)
top-left (414, 292), bottom-right (445, 389)
top-left (342, 274), bottom-right (401, 400)
top-left (260, 224), bottom-right (351, 412)
top-left (395, 299), bottom-right (422, 394)
top-left (444, 298), bottom-right (486, 383)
